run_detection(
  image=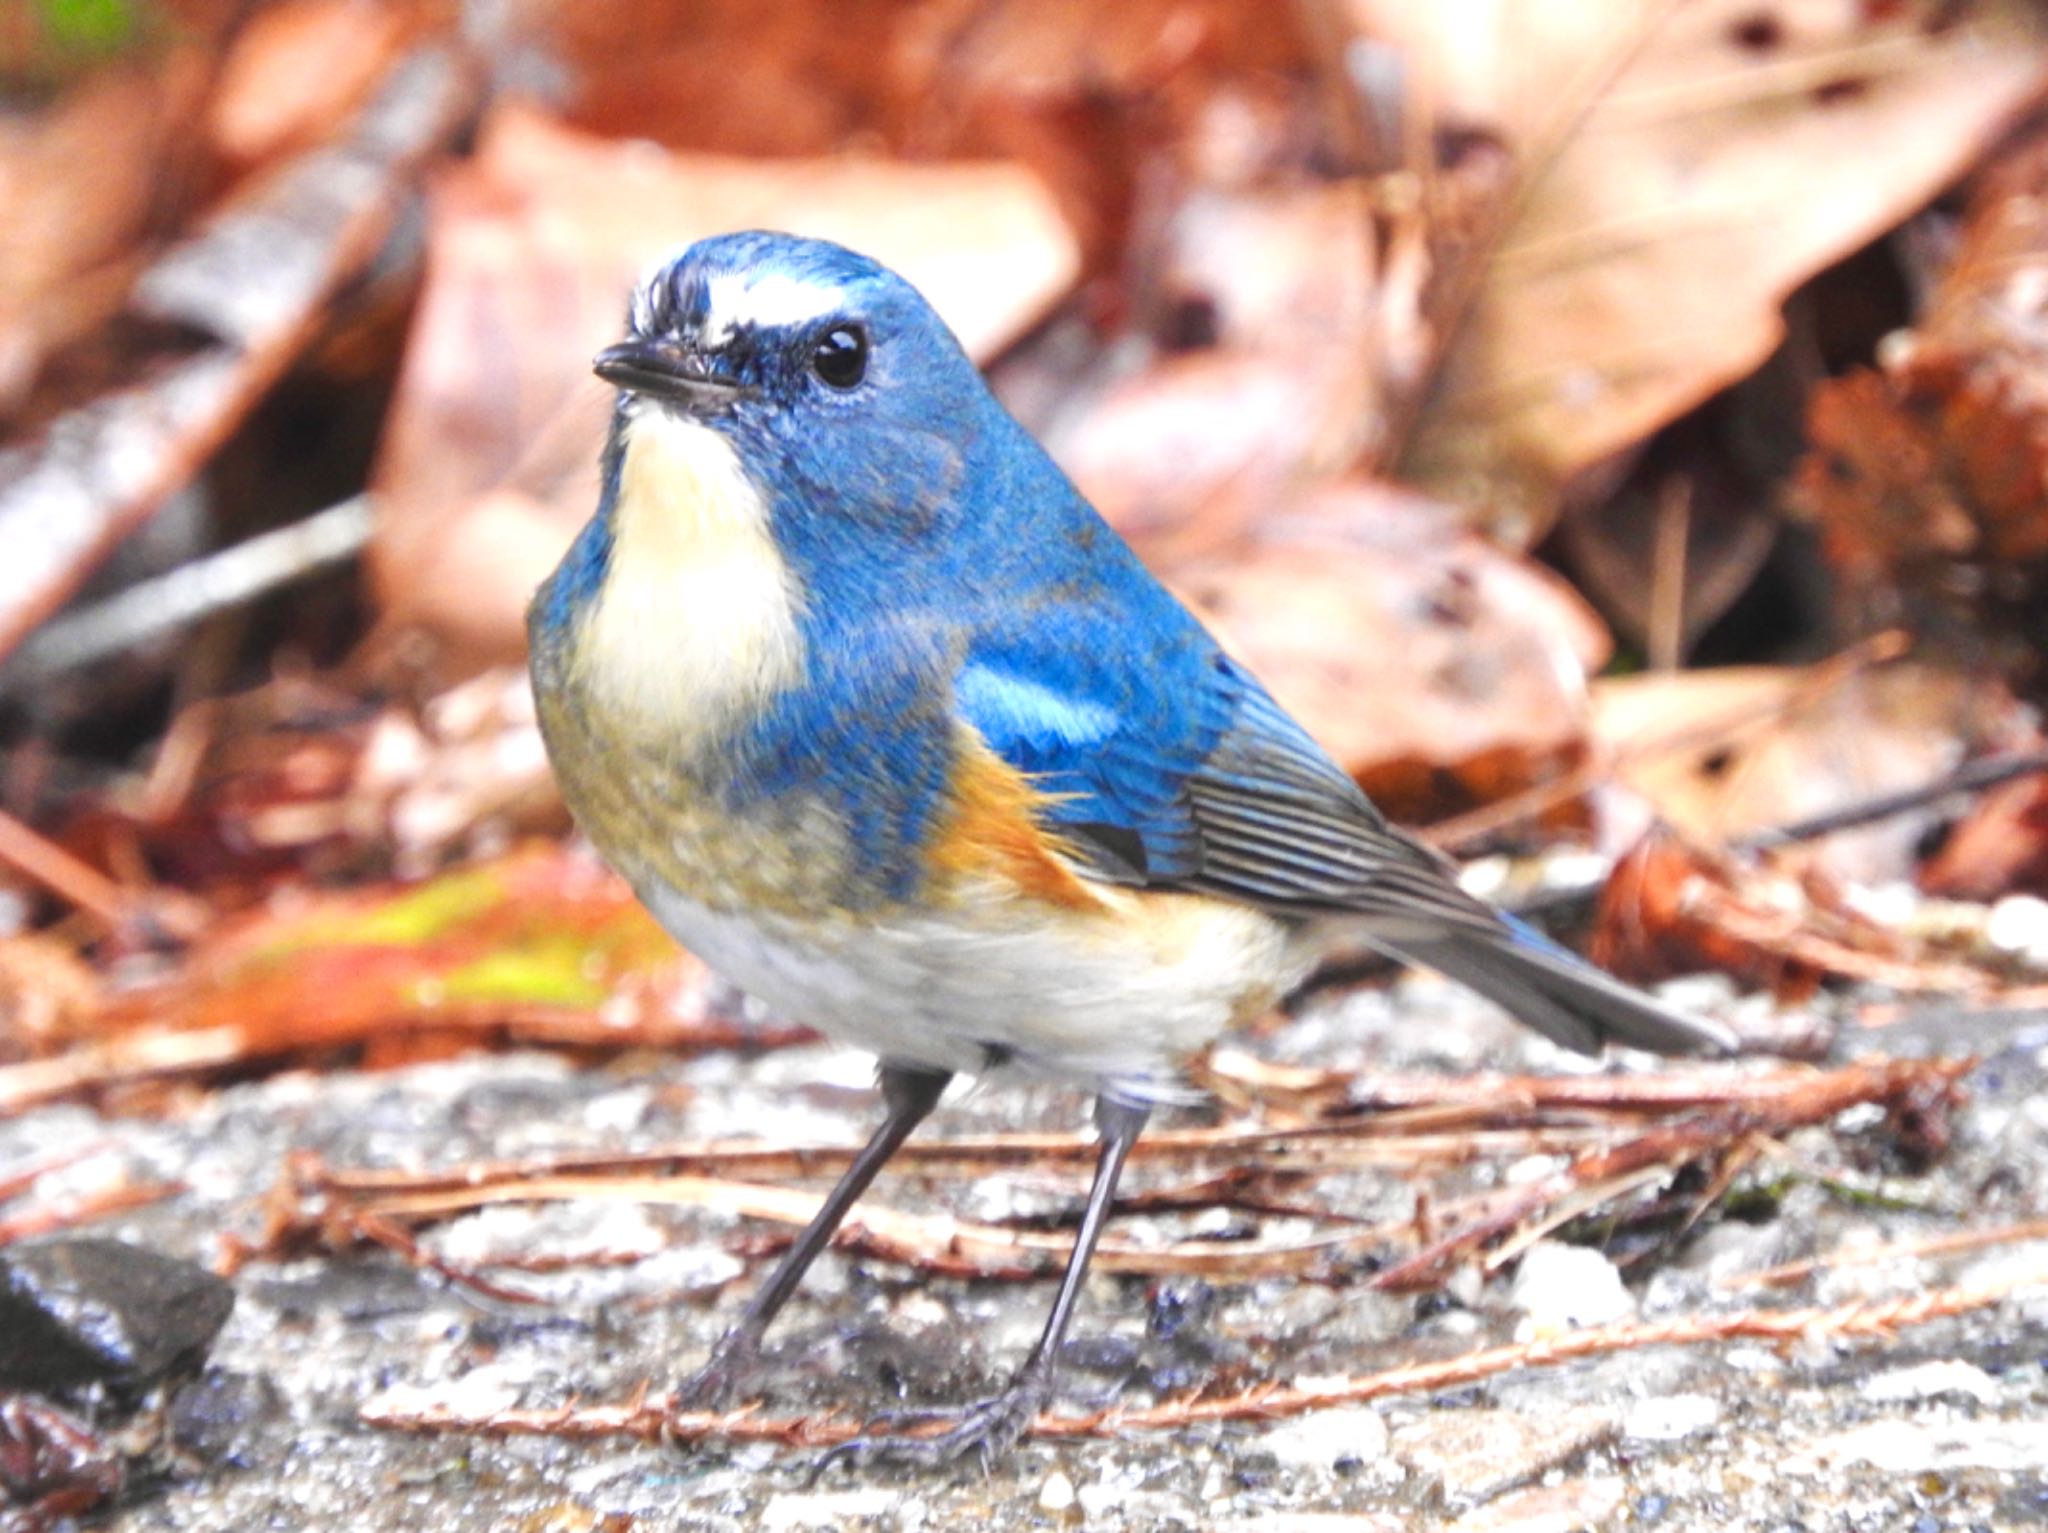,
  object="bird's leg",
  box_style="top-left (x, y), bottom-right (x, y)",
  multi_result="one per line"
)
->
top-left (668, 1063), bottom-right (951, 1417)
top-left (821, 1092), bottom-right (1152, 1473)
